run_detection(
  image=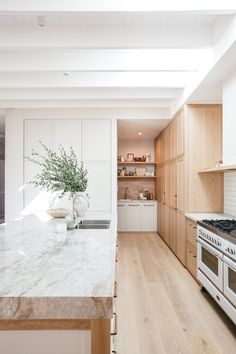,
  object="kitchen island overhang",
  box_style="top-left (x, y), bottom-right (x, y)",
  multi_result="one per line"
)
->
top-left (0, 214), bottom-right (117, 354)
